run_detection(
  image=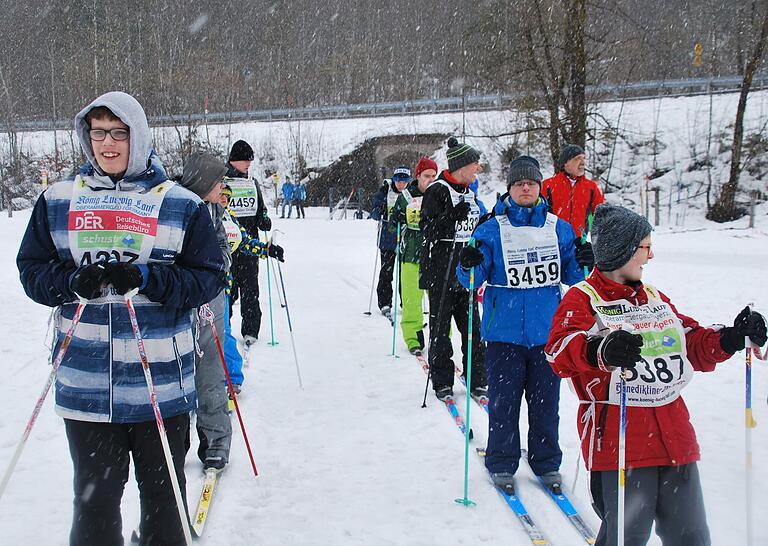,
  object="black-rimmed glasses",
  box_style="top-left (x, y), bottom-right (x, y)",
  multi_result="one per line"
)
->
top-left (89, 128), bottom-right (130, 141)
